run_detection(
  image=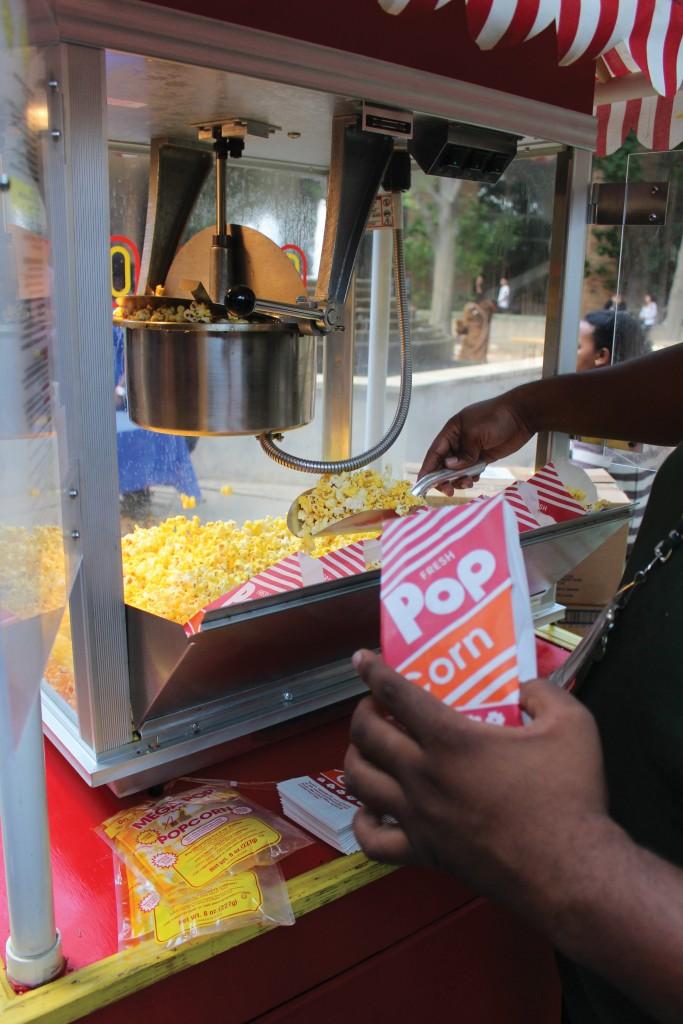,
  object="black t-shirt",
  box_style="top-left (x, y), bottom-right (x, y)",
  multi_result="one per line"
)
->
top-left (559, 443), bottom-right (683, 1022)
